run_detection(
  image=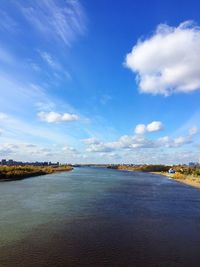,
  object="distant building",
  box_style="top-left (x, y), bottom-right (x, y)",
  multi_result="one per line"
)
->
top-left (7, 159), bottom-right (14, 166)
top-left (0, 159), bottom-right (60, 167)
top-left (168, 168), bottom-right (175, 174)
top-left (1, 159), bottom-right (6, 165)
